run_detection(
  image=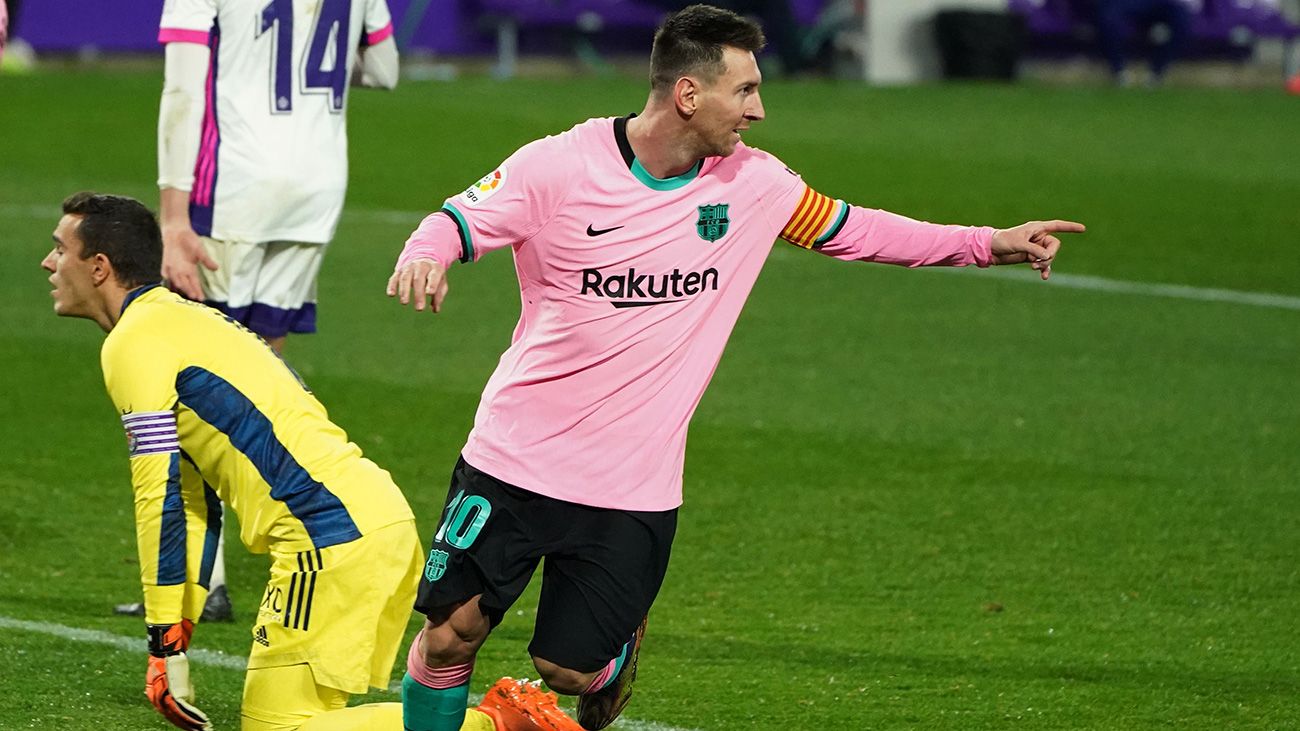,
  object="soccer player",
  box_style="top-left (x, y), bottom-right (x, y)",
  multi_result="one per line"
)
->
top-left (386, 6), bottom-right (1085, 731)
top-left (152, 0), bottom-right (400, 622)
top-left (41, 192), bottom-right (423, 731)
top-left (42, 192), bottom-right (602, 731)
top-left (156, 0), bottom-right (398, 349)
